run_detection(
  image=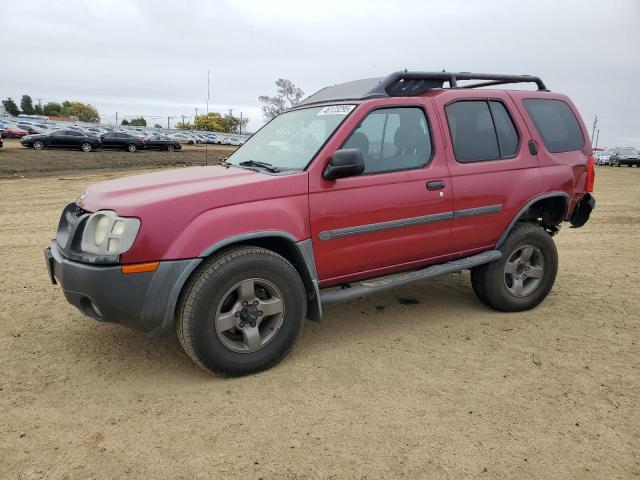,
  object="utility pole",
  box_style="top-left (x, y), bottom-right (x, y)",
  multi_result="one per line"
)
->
top-left (182, 115), bottom-right (186, 125)
top-left (167, 116), bottom-right (171, 129)
top-left (591, 115), bottom-right (598, 147)
top-left (115, 111), bottom-right (118, 126)
top-left (595, 129), bottom-right (600, 149)
top-left (195, 107), bottom-right (198, 121)
top-left (239, 111), bottom-right (243, 135)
